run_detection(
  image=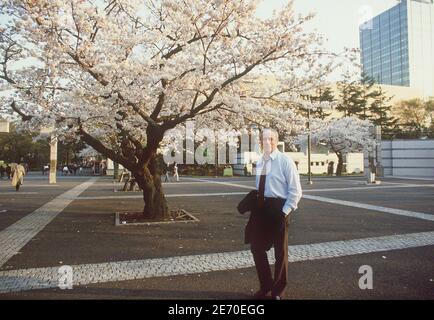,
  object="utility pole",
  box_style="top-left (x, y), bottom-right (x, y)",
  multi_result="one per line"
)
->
top-left (41, 126), bottom-right (57, 184)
